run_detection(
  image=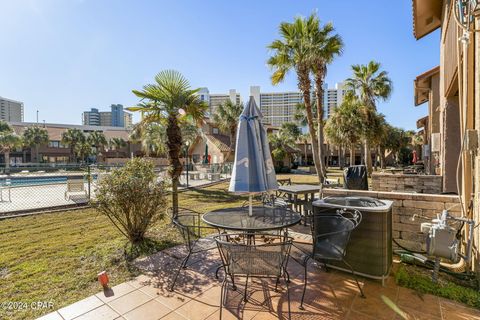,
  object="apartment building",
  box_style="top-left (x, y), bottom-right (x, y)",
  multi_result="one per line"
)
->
top-left (82, 104), bottom-right (132, 128)
top-left (198, 88), bottom-right (241, 116)
top-left (250, 86), bottom-right (303, 127)
top-left (0, 96), bottom-right (24, 122)
top-left (324, 82), bottom-right (347, 118)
